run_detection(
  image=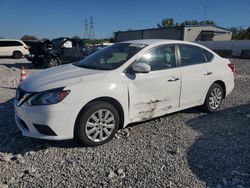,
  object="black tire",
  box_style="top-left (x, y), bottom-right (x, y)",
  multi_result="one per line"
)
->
top-left (75, 101), bottom-right (120, 146)
top-left (202, 83), bottom-right (224, 112)
top-left (46, 57), bottom-right (61, 68)
top-left (13, 51), bottom-right (22, 59)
